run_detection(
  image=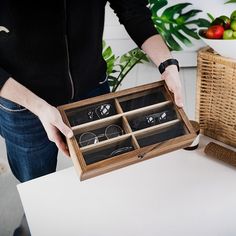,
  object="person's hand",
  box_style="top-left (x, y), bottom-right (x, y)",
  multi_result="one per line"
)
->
top-left (36, 103), bottom-right (73, 157)
top-left (0, 77), bottom-right (73, 156)
top-left (161, 65), bottom-right (183, 108)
